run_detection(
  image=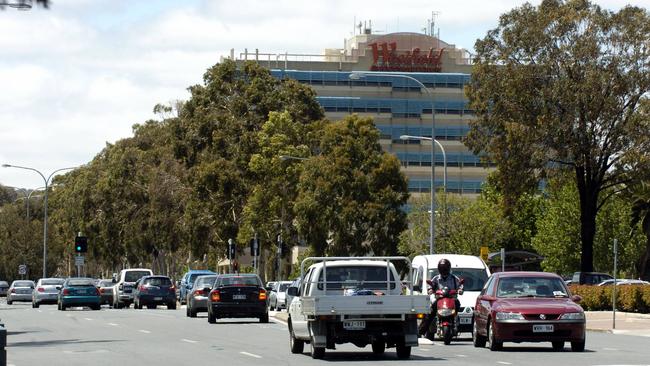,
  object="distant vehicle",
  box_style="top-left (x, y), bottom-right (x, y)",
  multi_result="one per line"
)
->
top-left (207, 274), bottom-right (269, 324)
top-left (473, 271), bottom-right (585, 352)
top-left (58, 278), bottom-right (101, 311)
top-left (178, 269), bottom-right (216, 305)
top-left (269, 281), bottom-right (292, 311)
top-left (0, 281), bottom-right (9, 297)
top-left (265, 281), bottom-right (277, 290)
top-left (186, 274), bottom-right (218, 318)
top-left (285, 278), bottom-right (301, 308)
top-left (411, 254), bottom-right (491, 337)
top-left (32, 278), bottom-right (64, 308)
top-left (7, 280), bottom-right (35, 305)
top-left (287, 257), bottom-right (430, 360)
top-left (572, 272), bottom-right (613, 285)
top-left (598, 279), bottom-right (650, 286)
top-left (97, 279), bottom-right (115, 305)
top-left (133, 275), bottom-right (177, 310)
top-left (112, 268), bottom-right (153, 309)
